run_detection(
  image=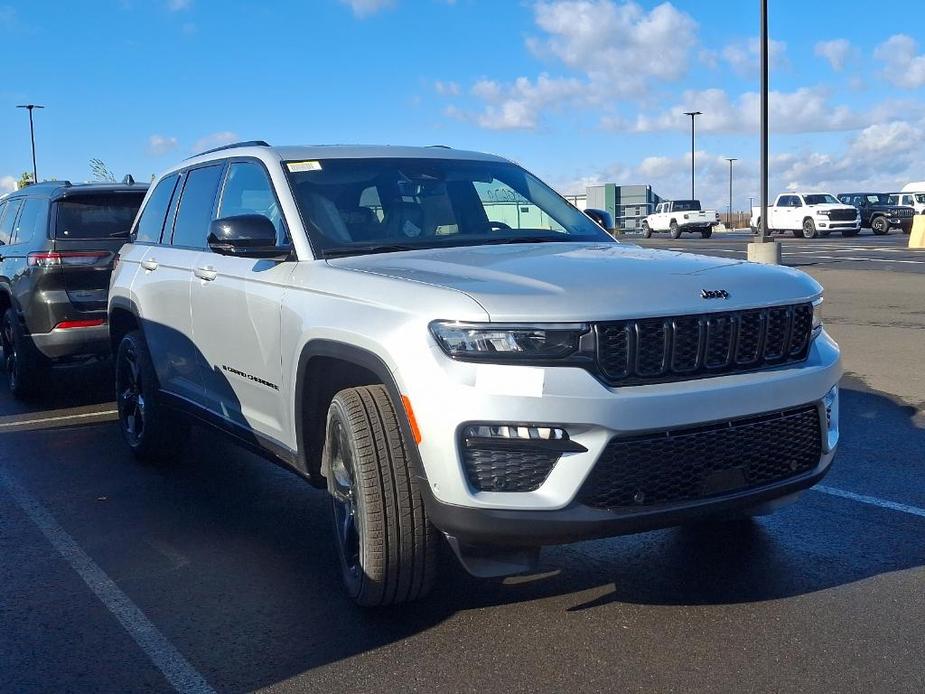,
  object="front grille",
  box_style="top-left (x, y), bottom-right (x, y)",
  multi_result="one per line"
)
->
top-left (596, 303), bottom-right (813, 386)
top-left (828, 209), bottom-right (857, 221)
top-left (577, 405), bottom-right (822, 510)
top-left (462, 448), bottom-right (560, 492)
